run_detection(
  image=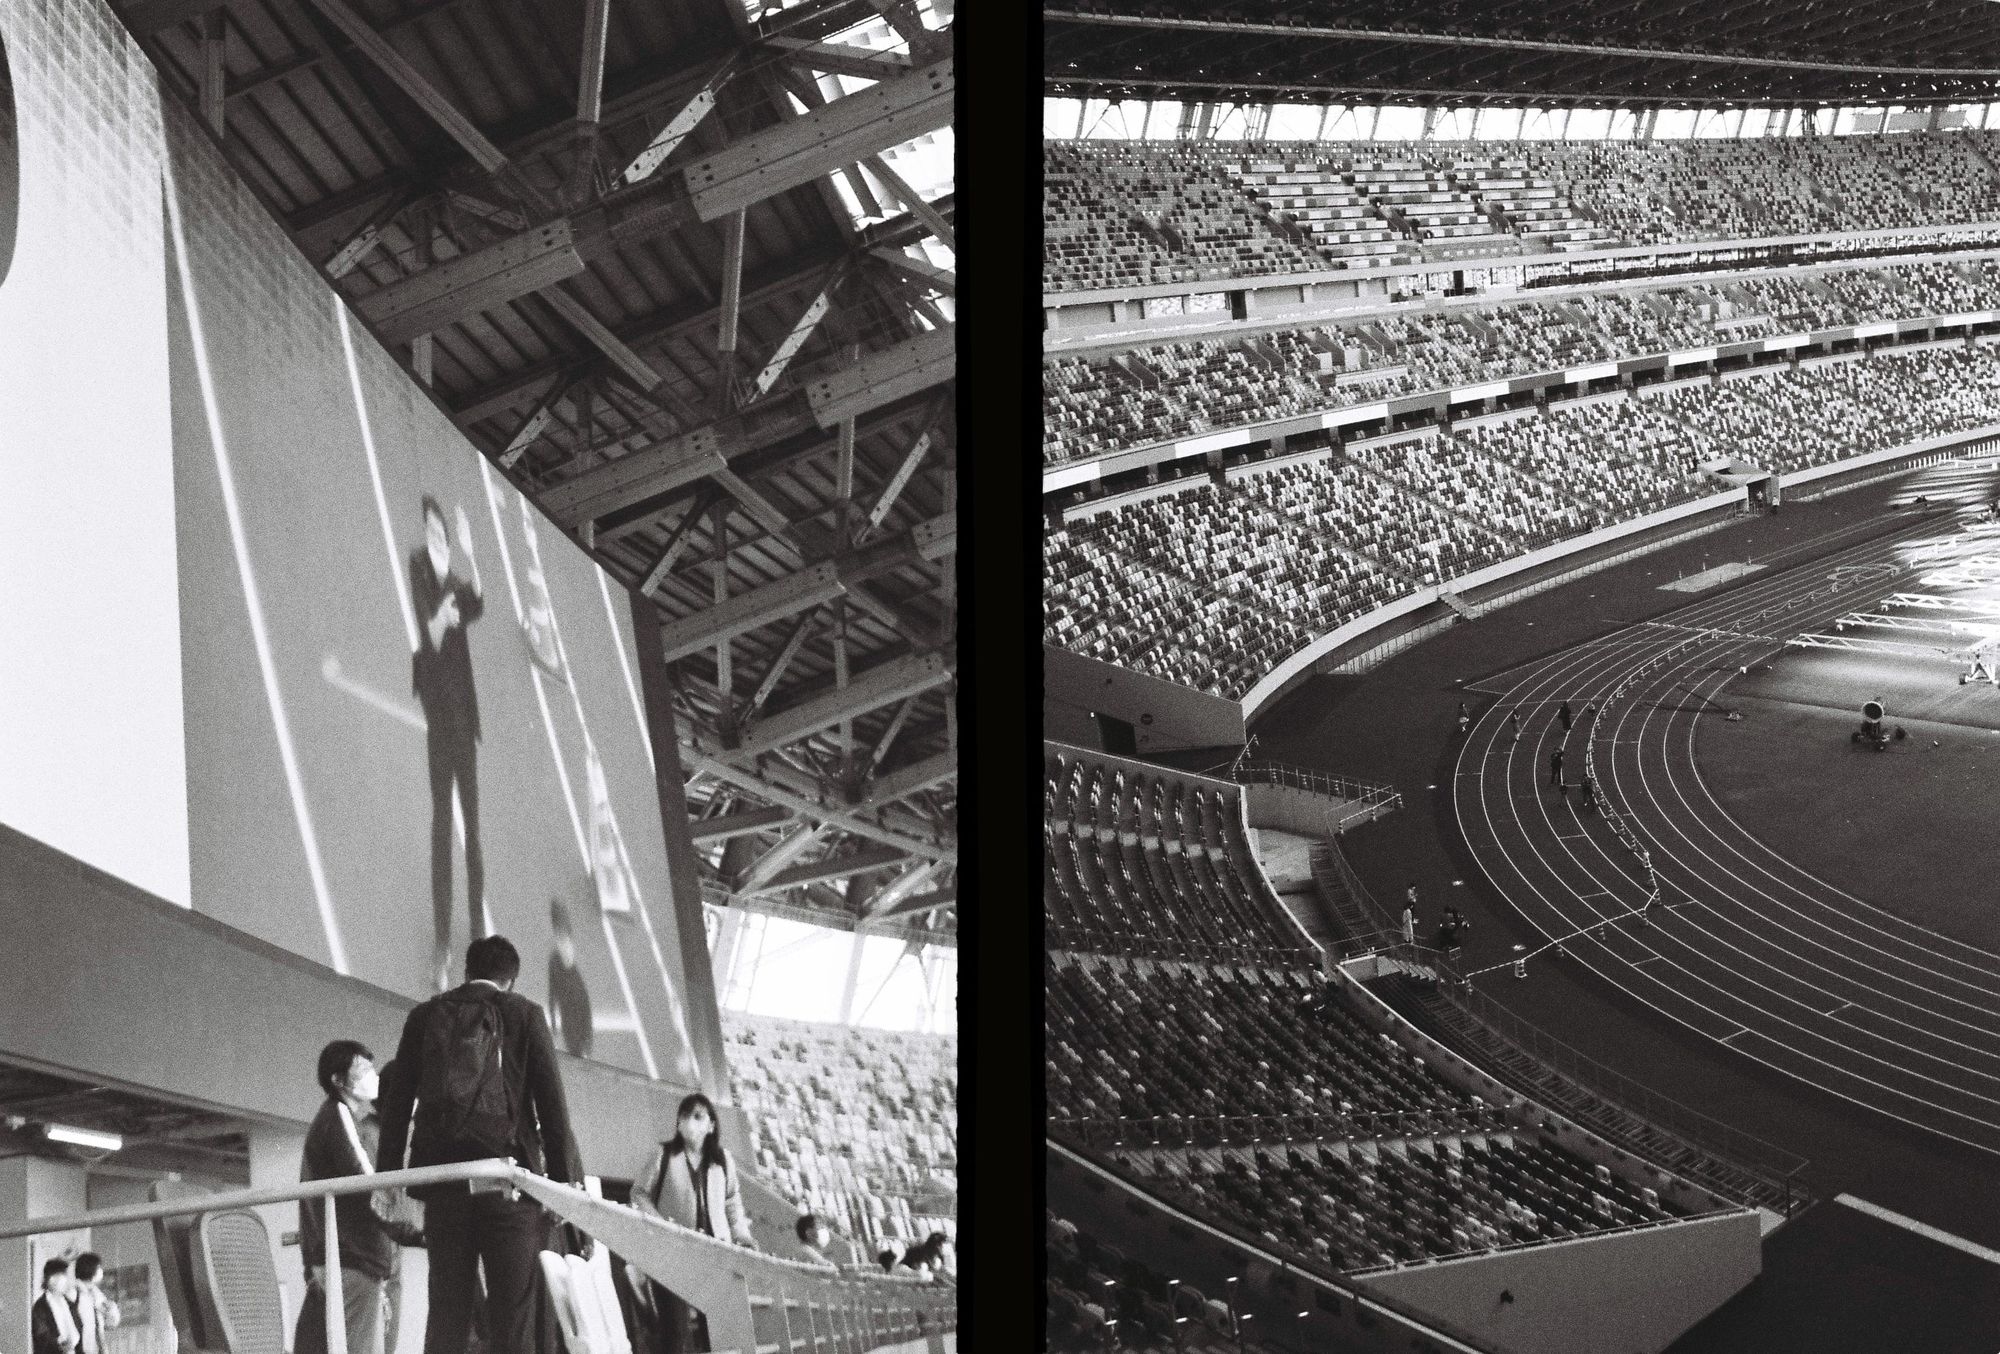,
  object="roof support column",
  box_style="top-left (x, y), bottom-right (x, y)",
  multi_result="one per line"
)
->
top-left (626, 589), bottom-right (735, 1095)
top-left (836, 927), bottom-right (867, 1026)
